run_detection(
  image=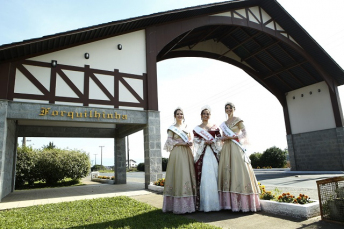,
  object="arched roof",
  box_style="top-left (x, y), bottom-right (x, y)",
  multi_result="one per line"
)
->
top-left (1, 0), bottom-right (343, 94)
